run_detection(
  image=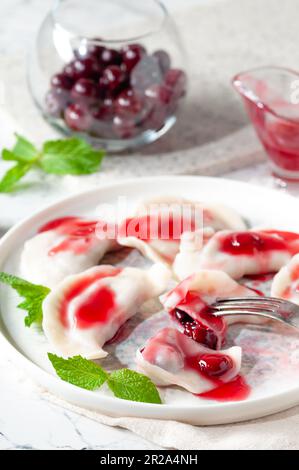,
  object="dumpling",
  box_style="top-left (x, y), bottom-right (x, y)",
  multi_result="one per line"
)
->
top-left (117, 197), bottom-right (246, 266)
top-left (136, 327), bottom-right (241, 394)
top-left (160, 270), bottom-right (257, 350)
top-left (43, 263), bottom-right (171, 359)
top-left (173, 228), bottom-right (215, 280)
top-left (174, 229), bottom-right (299, 280)
top-left (271, 253), bottom-right (299, 303)
top-left (20, 217), bottom-right (119, 288)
